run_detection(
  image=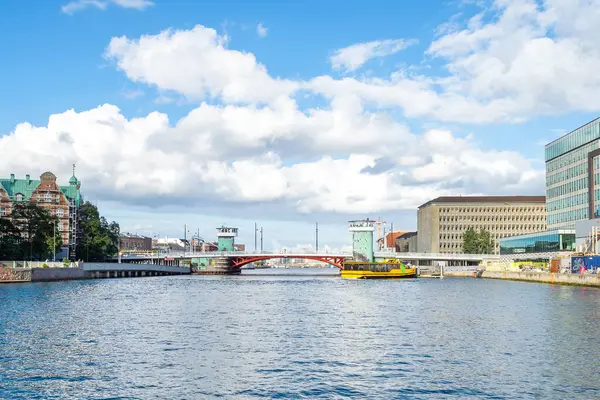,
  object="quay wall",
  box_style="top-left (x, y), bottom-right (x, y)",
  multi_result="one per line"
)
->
top-left (445, 270), bottom-right (600, 287)
top-left (1, 263), bottom-right (190, 283)
top-left (0, 267), bottom-right (32, 283)
top-left (31, 267), bottom-right (86, 282)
